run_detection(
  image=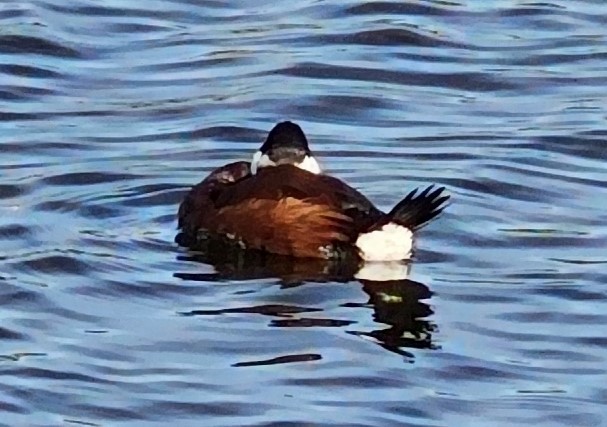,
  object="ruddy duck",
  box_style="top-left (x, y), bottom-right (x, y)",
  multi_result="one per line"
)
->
top-left (177, 121), bottom-right (449, 261)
